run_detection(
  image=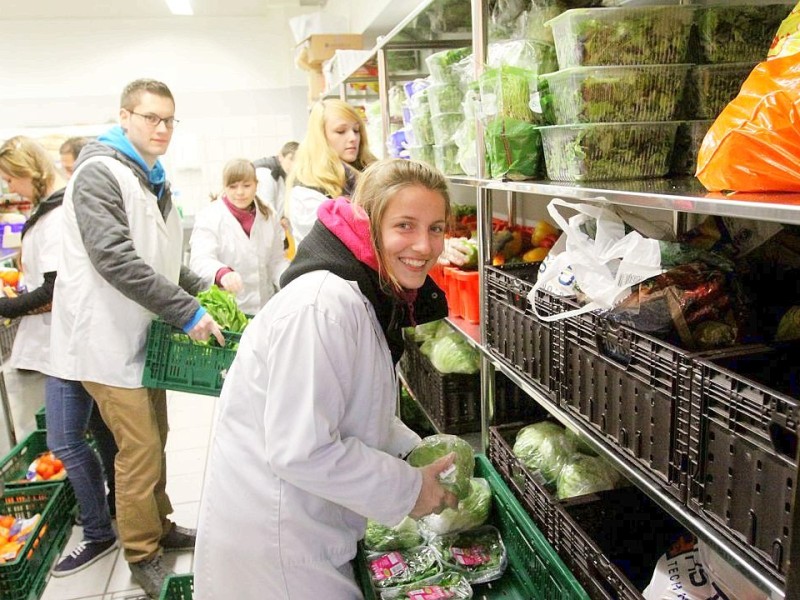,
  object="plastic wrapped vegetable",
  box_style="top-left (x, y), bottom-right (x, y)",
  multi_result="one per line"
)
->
top-left (556, 454), bottom-right (622, 499)
top-left (406, 319), bottom-right (451, 343)
top-left (407, 434), bottom-right (475, 500)
top-left (368, 546), bottom-right (442, 590)
top-left (428, 332), bottom-right (481, 374)
top-left (418, 478), bottom-right (491, 537)
top-left (484, 118), bottom-right (543, 180)
top-left (429, 525), bottom-right (508, 584)
top-left (776, 306), bottom-right (800, 341)
top-left (364, 517), bottom-right (423, 553)
top-left (512, 421), bottom-right (564, 464)
top-left (528, 428), bottom-right (577, 483)
top-left (380, 572), bottom-right (473, 599)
